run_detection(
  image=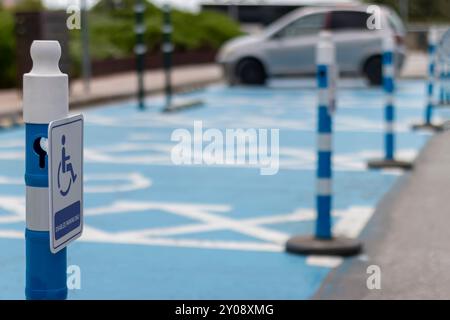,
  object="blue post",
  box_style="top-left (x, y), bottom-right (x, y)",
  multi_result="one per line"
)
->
top-left (134, 0), bottom-right (147, 110)
top-left (163, 4), bottom-right (173, 109)
top-left (446, 64), bottom-right (450, 104)
top-left (382, 40), bottom-right (395, 161)
top-left (315, 62), bottom-right (333, 239)
top-left (368, 34), bottom-right (412, 170)
top-left (439, 59), bottom-right (445, 105)
top-left (412, 27), bottom-right (442, 131)
top-left (24, 41), bottom-right (68, 300)
top-left (285, 31), bottom-right (361, 256)
top-left (425, 40), bottom-right (437, 124)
